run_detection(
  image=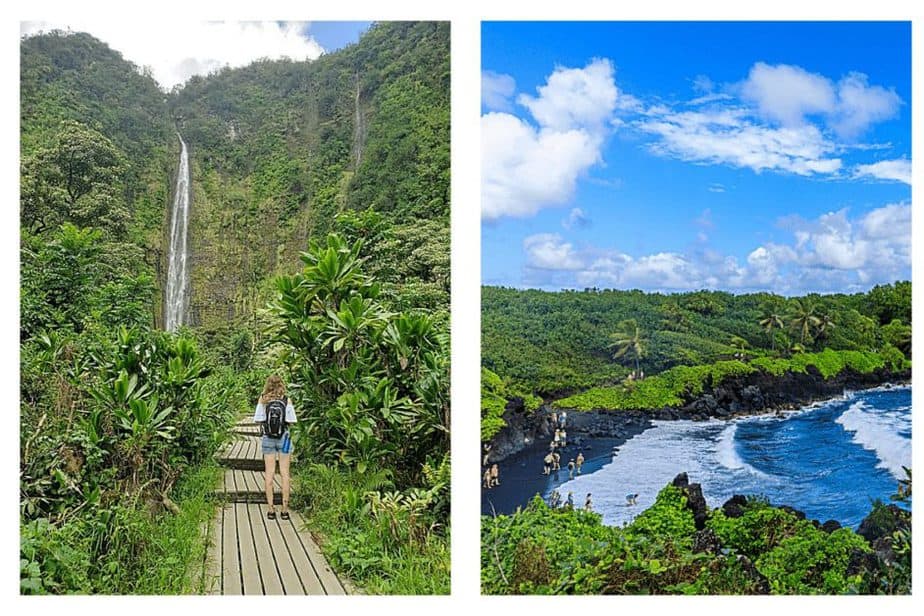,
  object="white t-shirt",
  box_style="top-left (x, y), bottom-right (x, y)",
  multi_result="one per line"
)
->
top-left (254, 399), bottom-right (298, 424)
